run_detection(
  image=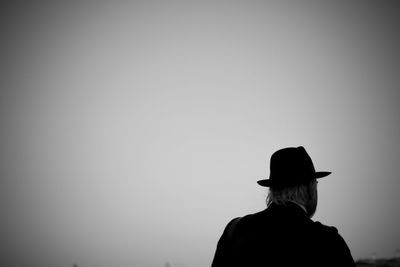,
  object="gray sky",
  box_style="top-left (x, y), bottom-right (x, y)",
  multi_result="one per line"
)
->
top-left (1, 1), bottom-right (399, 267)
